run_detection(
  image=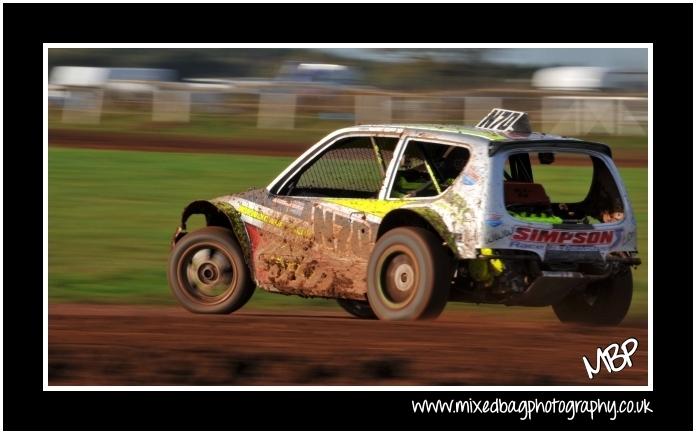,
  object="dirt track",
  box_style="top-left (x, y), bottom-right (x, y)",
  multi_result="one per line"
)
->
top-left (49, 304), bottom-right (648, 386)
top-left (49, 129), bottom-right (648, 167)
